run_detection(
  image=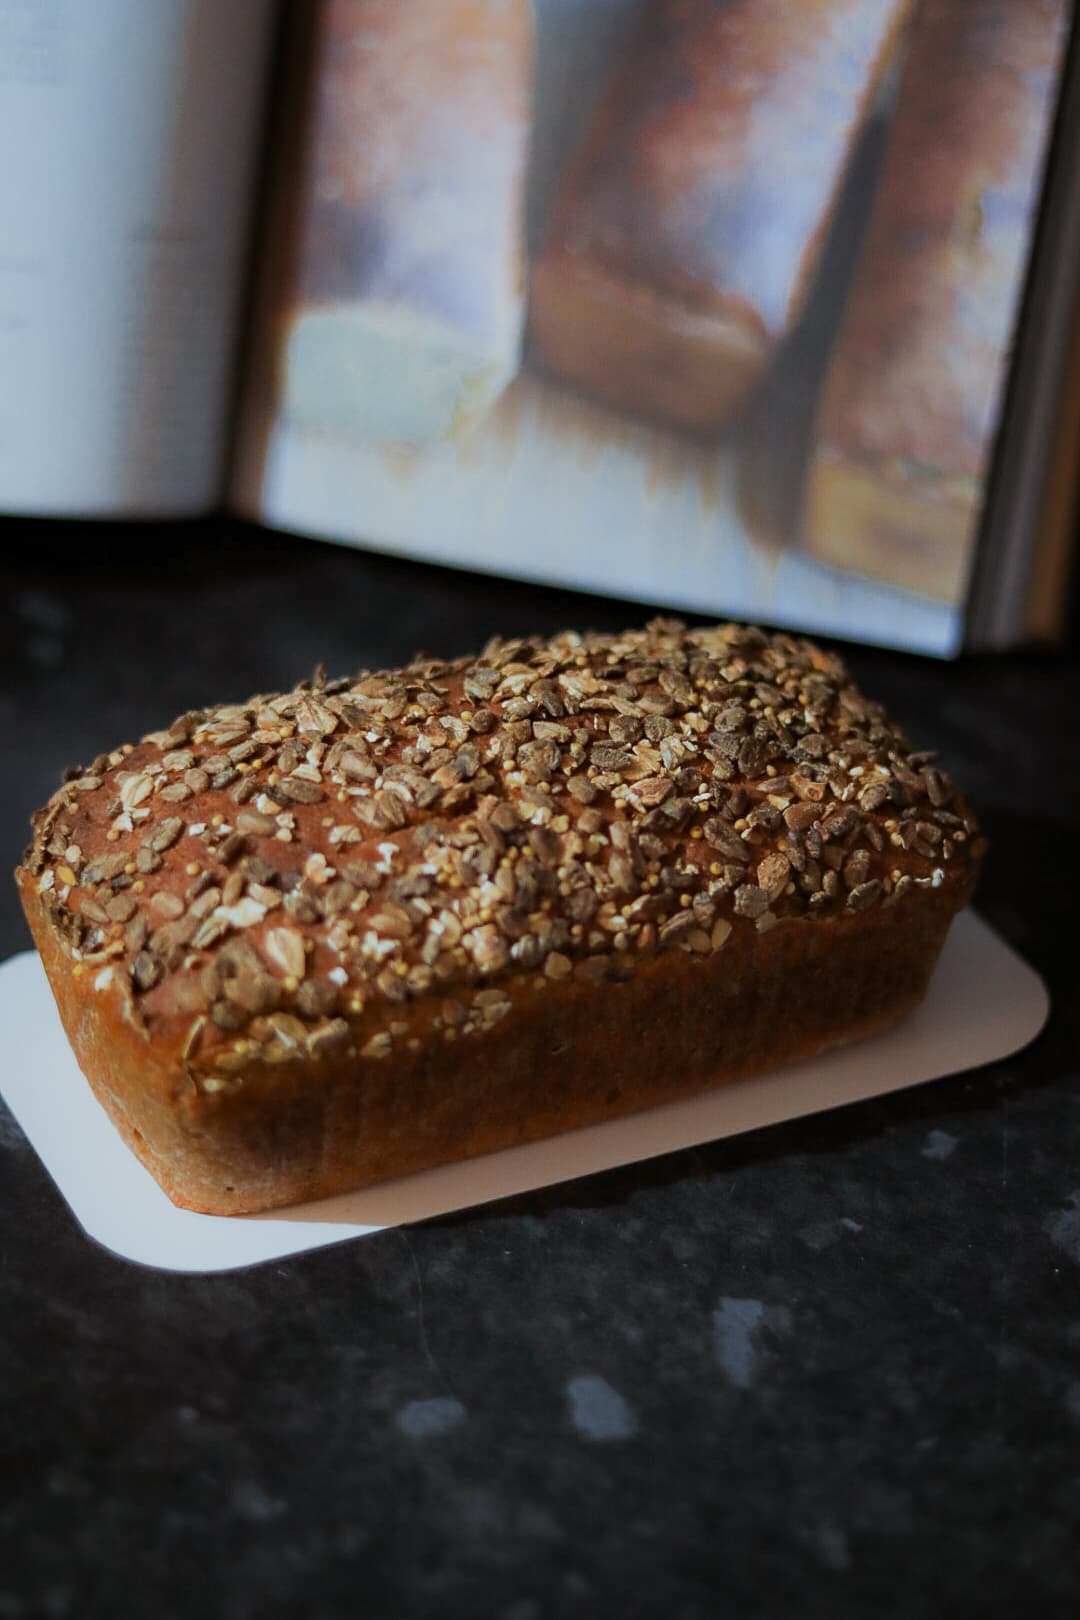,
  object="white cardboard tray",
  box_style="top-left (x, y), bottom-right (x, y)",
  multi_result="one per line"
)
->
top-left (0, 911), bottom-right (1047, 1274)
